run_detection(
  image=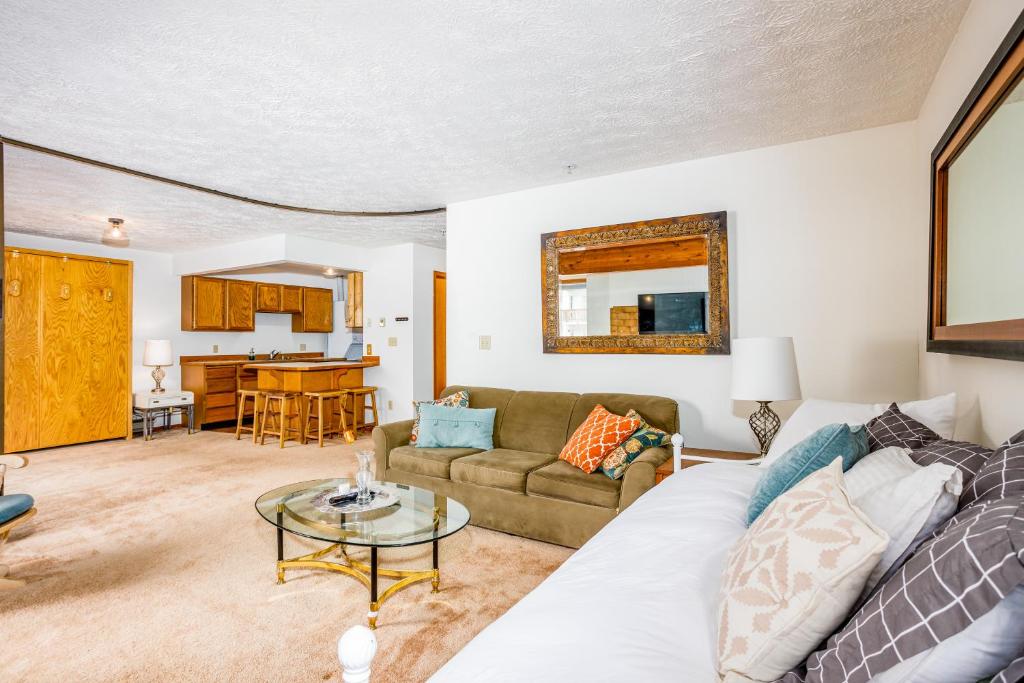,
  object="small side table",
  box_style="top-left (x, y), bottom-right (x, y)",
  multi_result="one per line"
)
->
top-left (133, 392), bottom-right (195, 441)
top-left (655, 447), bottom-right (761, 484)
